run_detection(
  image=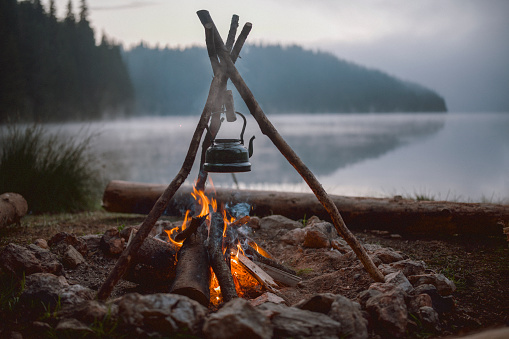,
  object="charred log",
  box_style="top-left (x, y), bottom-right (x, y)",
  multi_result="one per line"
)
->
top-left (170, 221), bottom-right (210, 306)
top-left (208, 212), bottom-right (238, 302)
